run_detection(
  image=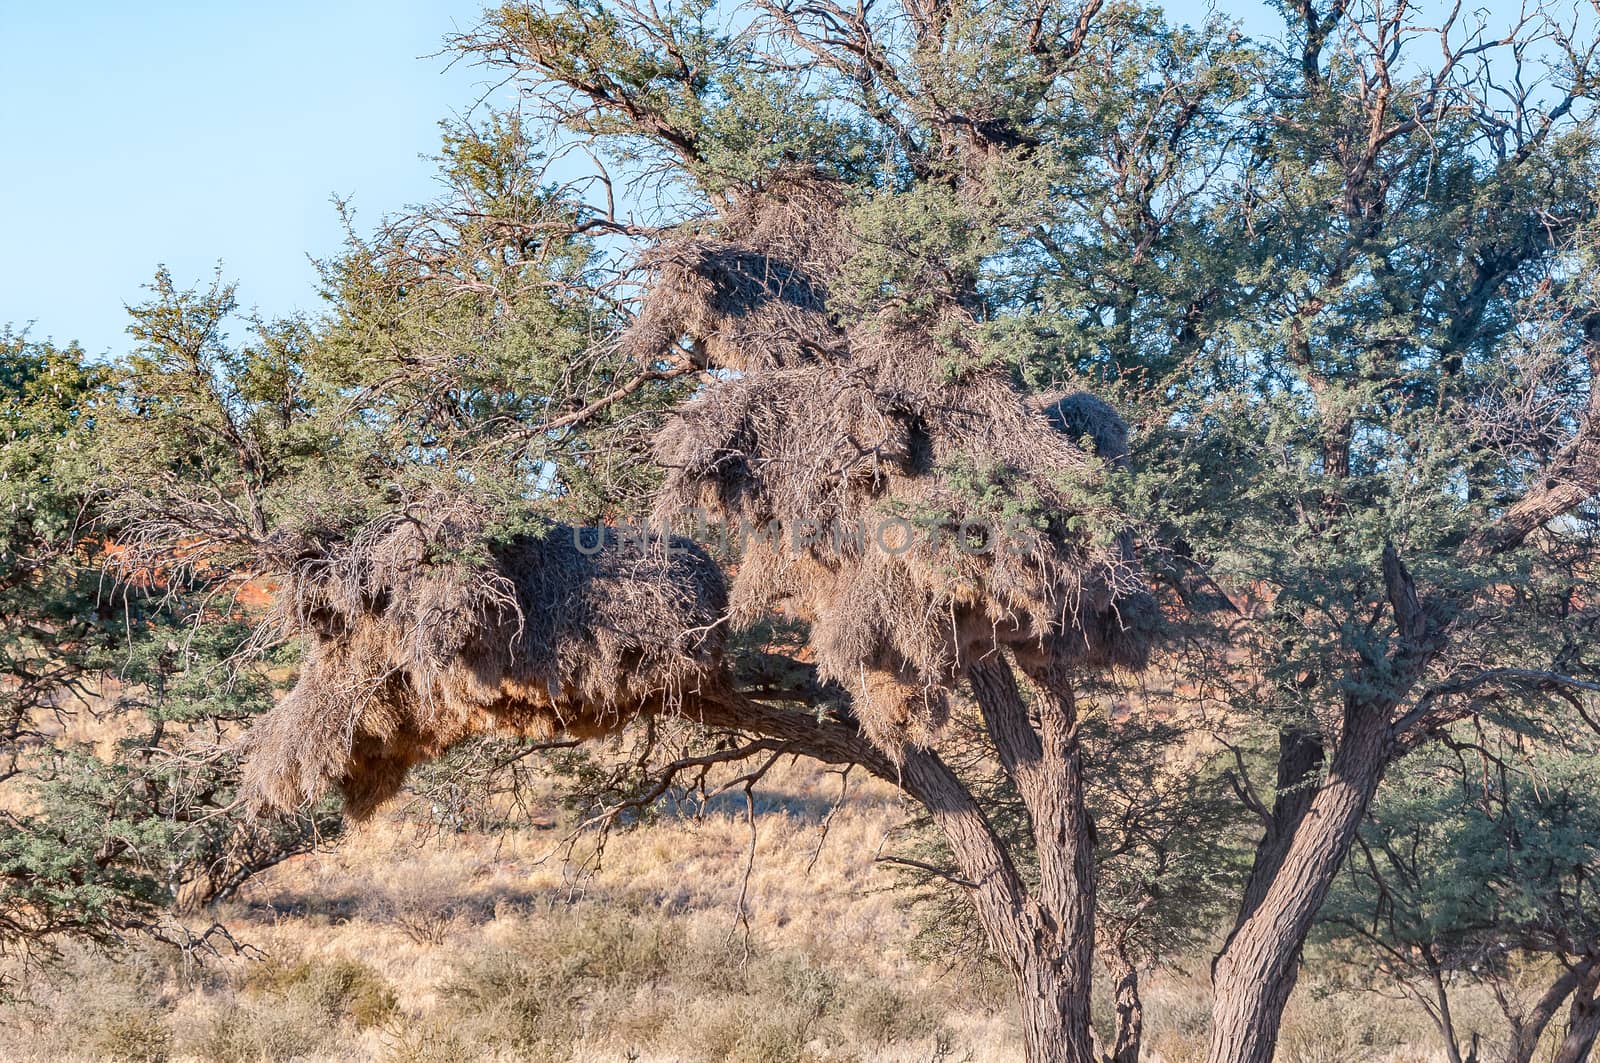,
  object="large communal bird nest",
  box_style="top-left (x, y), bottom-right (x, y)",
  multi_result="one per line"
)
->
top-left (240, 172), bottom-right (1157, 816)
top-left (240, 500), bottom-right (727, 818)
top-left (636, 173), bottom-right (1157, 751)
